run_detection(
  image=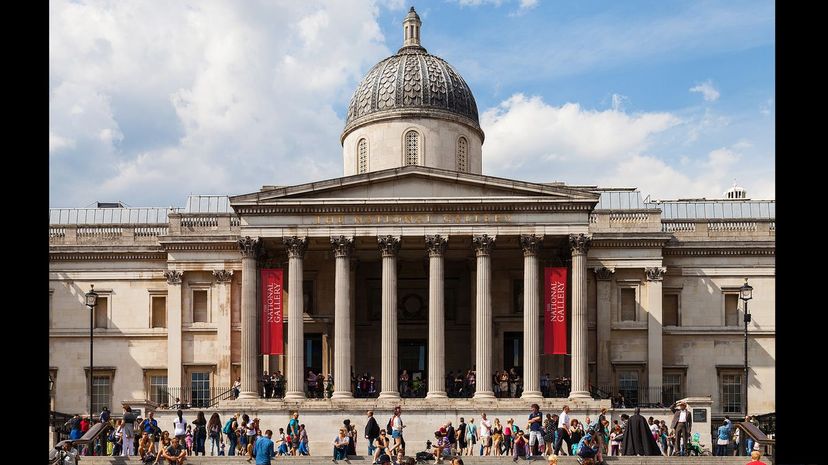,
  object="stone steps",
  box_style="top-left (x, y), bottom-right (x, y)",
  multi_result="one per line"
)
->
top-left (75, 456), bottom-right (770, 465)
